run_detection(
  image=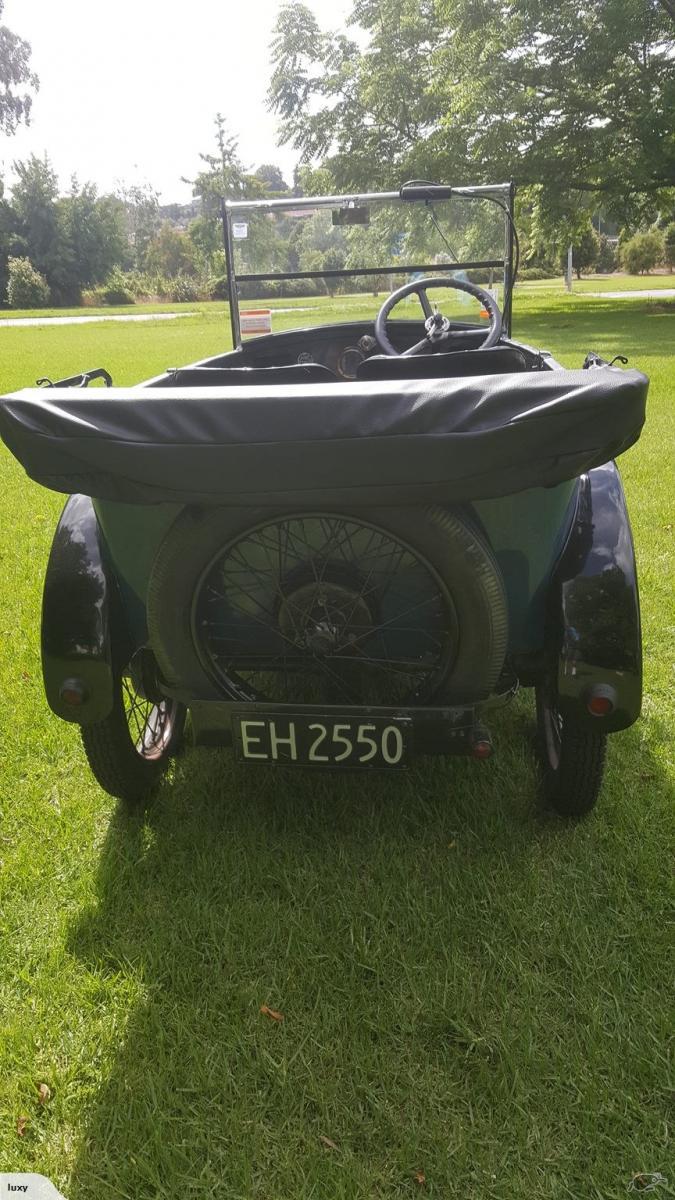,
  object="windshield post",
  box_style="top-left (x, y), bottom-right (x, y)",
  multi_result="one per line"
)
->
top-left (503, 183), bottom-right (516, 337)
top-left (220, 198), bottom-right (241, 349)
